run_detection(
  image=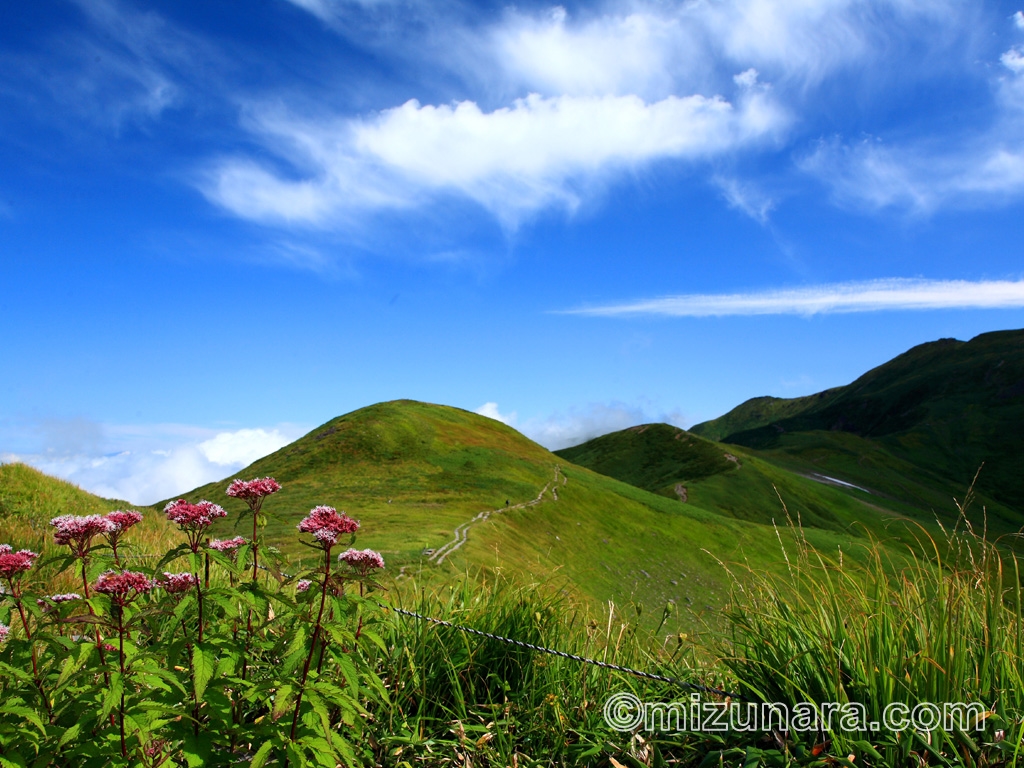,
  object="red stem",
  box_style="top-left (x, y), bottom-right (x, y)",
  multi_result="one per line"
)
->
top-left (290, 545), bottom-right (331, 743)
top-left (118, 608), bottom-right (127, 758)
